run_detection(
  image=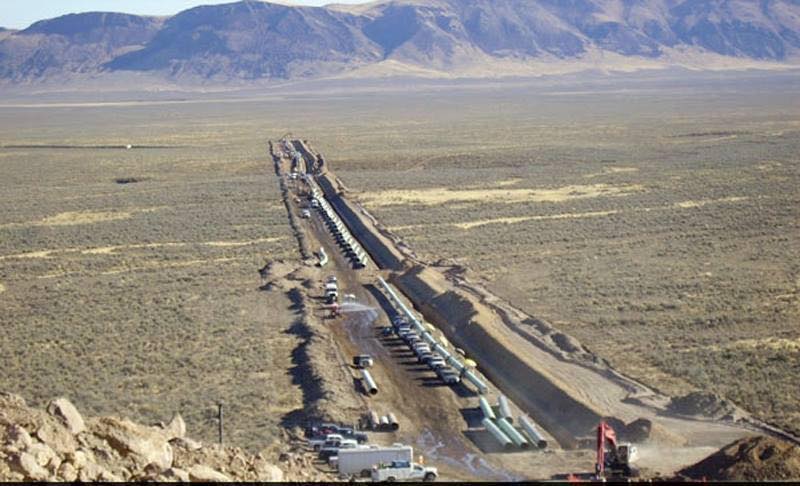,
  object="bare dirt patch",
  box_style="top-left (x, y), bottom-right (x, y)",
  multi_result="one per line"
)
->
top-left (38, 211), bottom-right (133, 226)
top-left (357, 183), bottom-right (644, 207)
top-left (454, 210), bottom-right (618, 230)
